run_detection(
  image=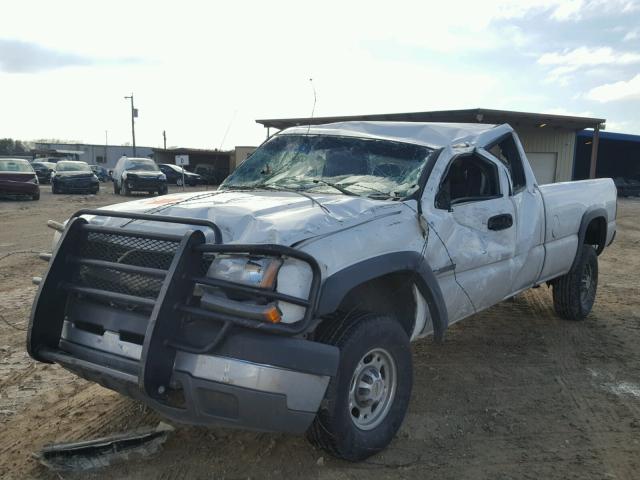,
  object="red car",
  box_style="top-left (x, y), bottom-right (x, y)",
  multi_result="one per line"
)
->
top-left (0, 158), bottom-right (40, 200)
